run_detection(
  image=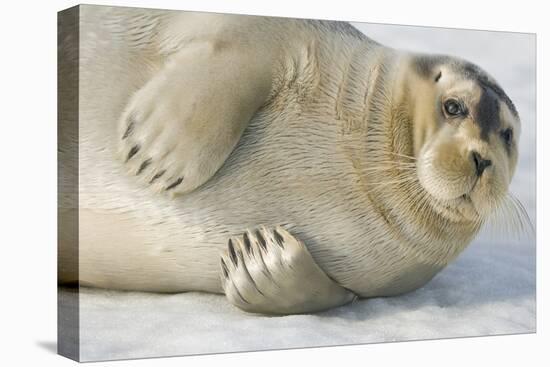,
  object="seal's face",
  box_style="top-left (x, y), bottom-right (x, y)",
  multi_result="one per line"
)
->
top-left (411, 58), bottom-right (520, 221)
